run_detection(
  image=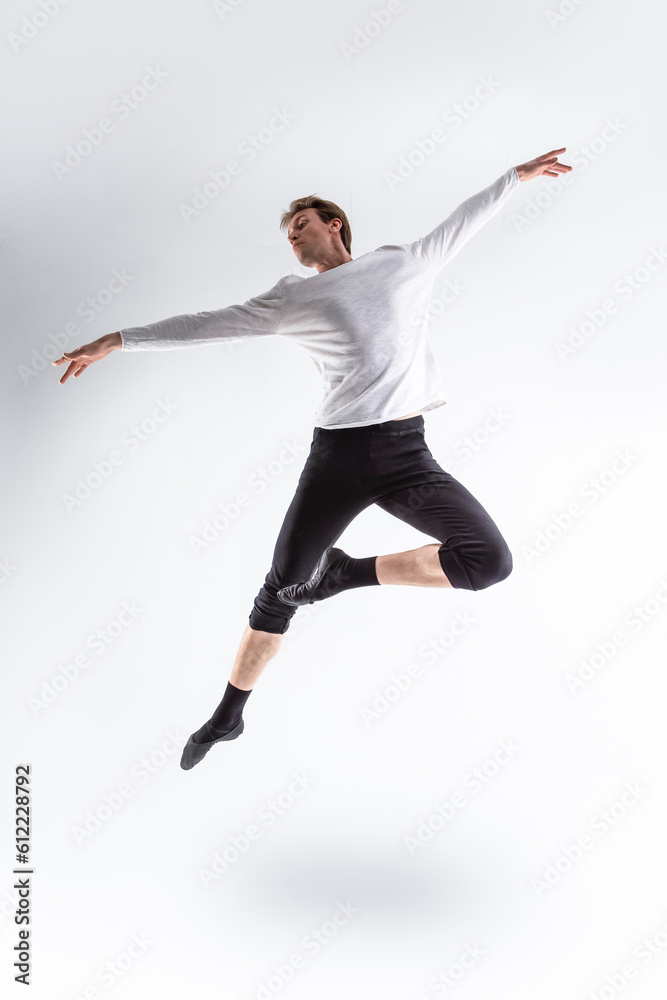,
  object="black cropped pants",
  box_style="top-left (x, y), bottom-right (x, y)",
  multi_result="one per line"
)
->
top-left (248, 414), bottom-right (512, 635)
